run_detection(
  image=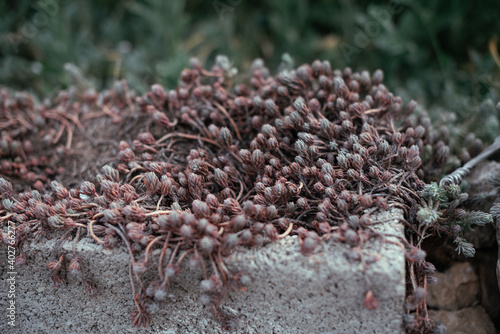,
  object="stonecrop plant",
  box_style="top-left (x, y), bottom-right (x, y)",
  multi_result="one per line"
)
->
top-left (0, 56), bottom-right (494, 332)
